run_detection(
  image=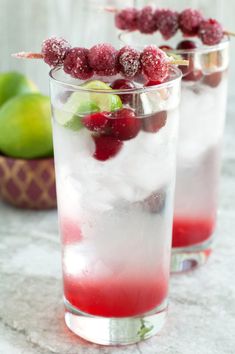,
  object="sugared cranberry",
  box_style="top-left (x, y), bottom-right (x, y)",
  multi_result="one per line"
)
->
top-left (92, 135), bottom-right (123, 161)
top-left (110, 108), bottom-right (141, 141)
top-left (110, 79), bottom-right (136, 104)
top-left (199, 19), bottom-right (224, 45)
top-left (82, 112), bottom-right (109, 133)
top-left (154, 9), bottom-right (179, 40)
top-left (115, 8), bottom-right (139, 31)
top-left (141, 45), bottom-right (169, 82)
top-left (142, 111), bottom-right (167, 133)
top-left (176, 40), bottom-right (197, 50)
top-left (63, 48), bottom-right (93, 80)
top-left (137, 6), bottom-right (157, 34)
top-left (88, 44), bottom-right (118, 76)
top-left (179, 9), bottom-right (204, 36)
top-left (117, 46), bottom-right (141, 79)
top-left (42, 37), bottom-right (71, 66)
top-left (203, 72), bottom-right (223, 88)
top-left (159, 45), bottom-right (173, 51)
